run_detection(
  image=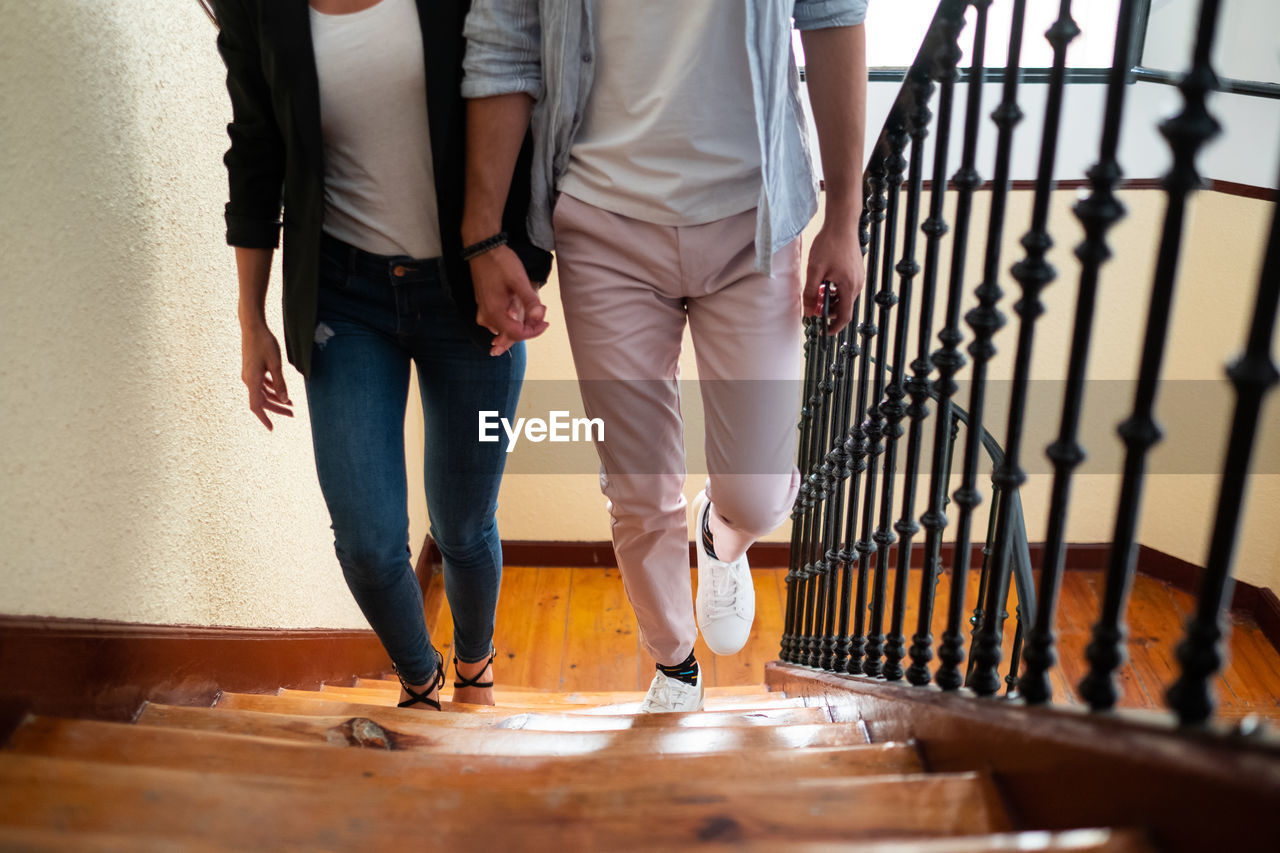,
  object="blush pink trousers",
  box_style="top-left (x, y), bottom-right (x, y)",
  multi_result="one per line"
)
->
top-left (552, 194), bottom-right (804, 666)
